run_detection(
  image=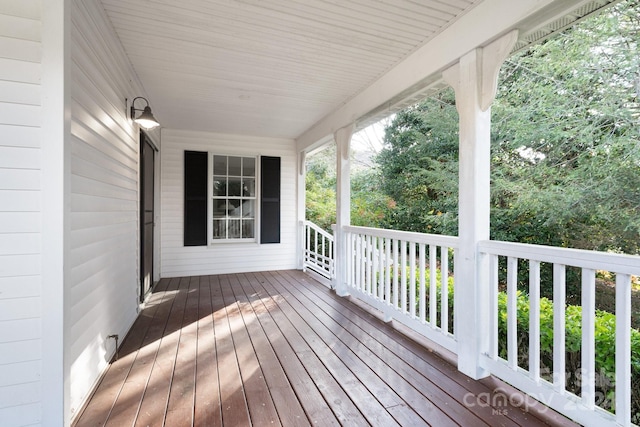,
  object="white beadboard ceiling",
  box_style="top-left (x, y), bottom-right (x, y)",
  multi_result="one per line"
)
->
top-left (100, 0), bottom-right (618, 141)
top-left (100, 0), bottom-right (481, 139)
